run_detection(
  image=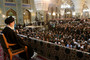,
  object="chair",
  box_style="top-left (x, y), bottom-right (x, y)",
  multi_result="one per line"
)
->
top-left (0, 33), bottom-right (29, 60)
